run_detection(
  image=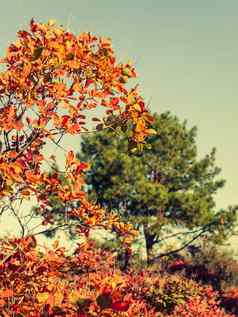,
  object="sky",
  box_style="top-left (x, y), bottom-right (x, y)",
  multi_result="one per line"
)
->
top-left (0, 0), bottom-right (237, 236)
